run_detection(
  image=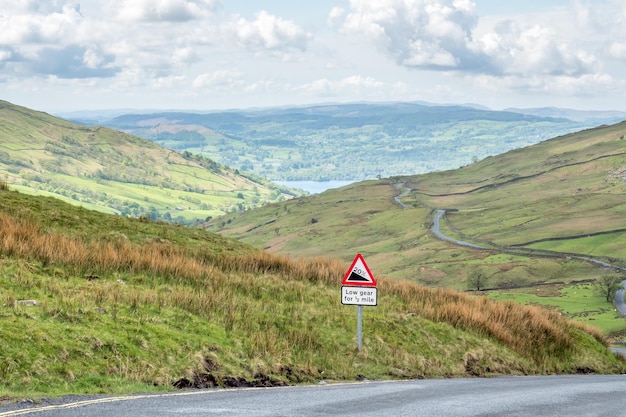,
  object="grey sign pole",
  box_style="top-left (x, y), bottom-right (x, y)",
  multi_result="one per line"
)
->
top-left (357, 305), bottom-right (363, 349)
top-left (341, 254), bottom-right (378, 350)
